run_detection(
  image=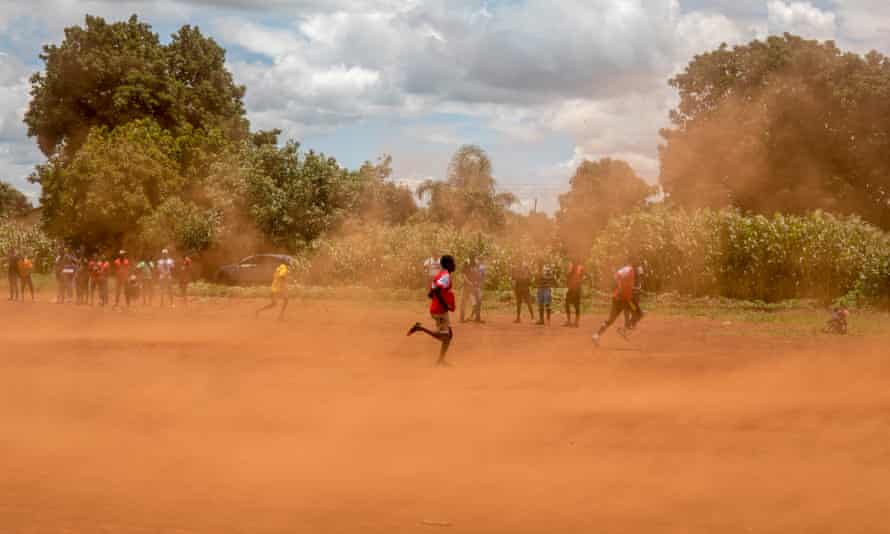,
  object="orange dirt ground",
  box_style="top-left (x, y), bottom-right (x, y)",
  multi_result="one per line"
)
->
top-left (1, 297), bottom-right (889, 533)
